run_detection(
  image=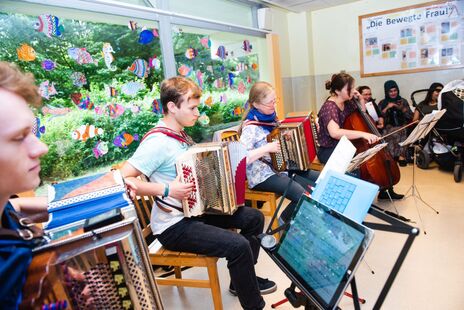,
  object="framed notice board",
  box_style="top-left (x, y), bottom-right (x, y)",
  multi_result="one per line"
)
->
top-left (359, 0), bottom-right (464, 77)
